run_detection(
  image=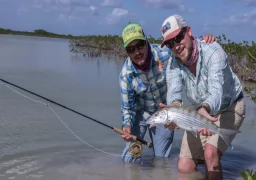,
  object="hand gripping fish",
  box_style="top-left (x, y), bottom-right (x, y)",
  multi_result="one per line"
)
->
top-left (145, 106), bottom-right (241, 148)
